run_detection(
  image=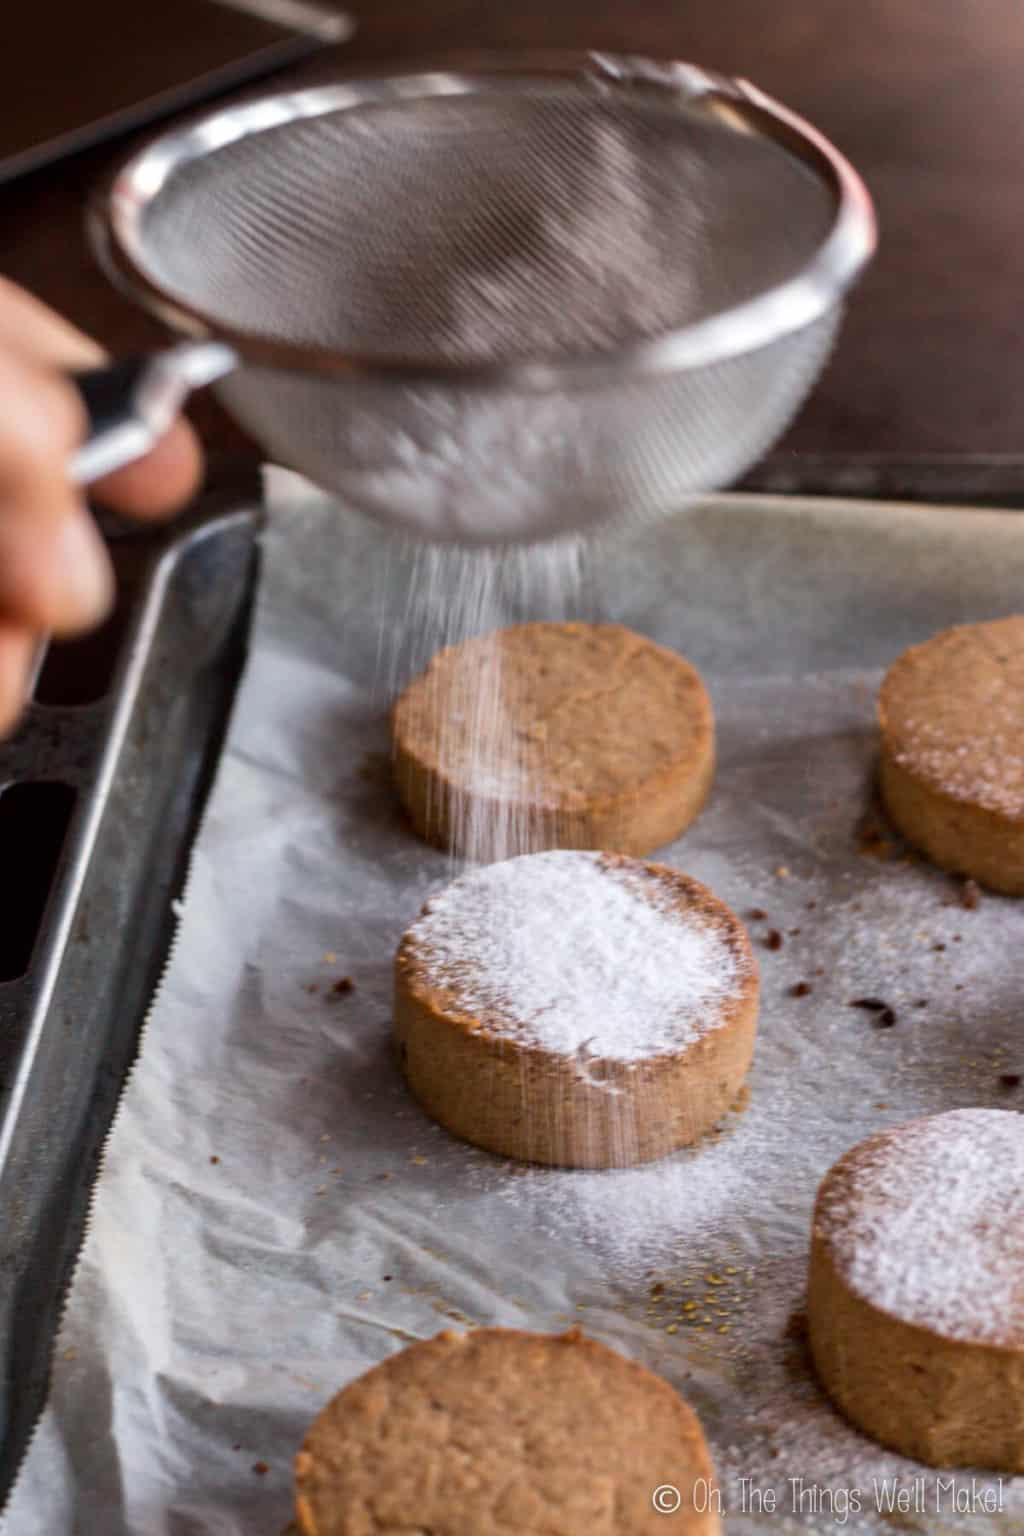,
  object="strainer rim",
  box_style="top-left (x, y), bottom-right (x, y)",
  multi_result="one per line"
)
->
top-left (96, 51), bottom-right (877, 387)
